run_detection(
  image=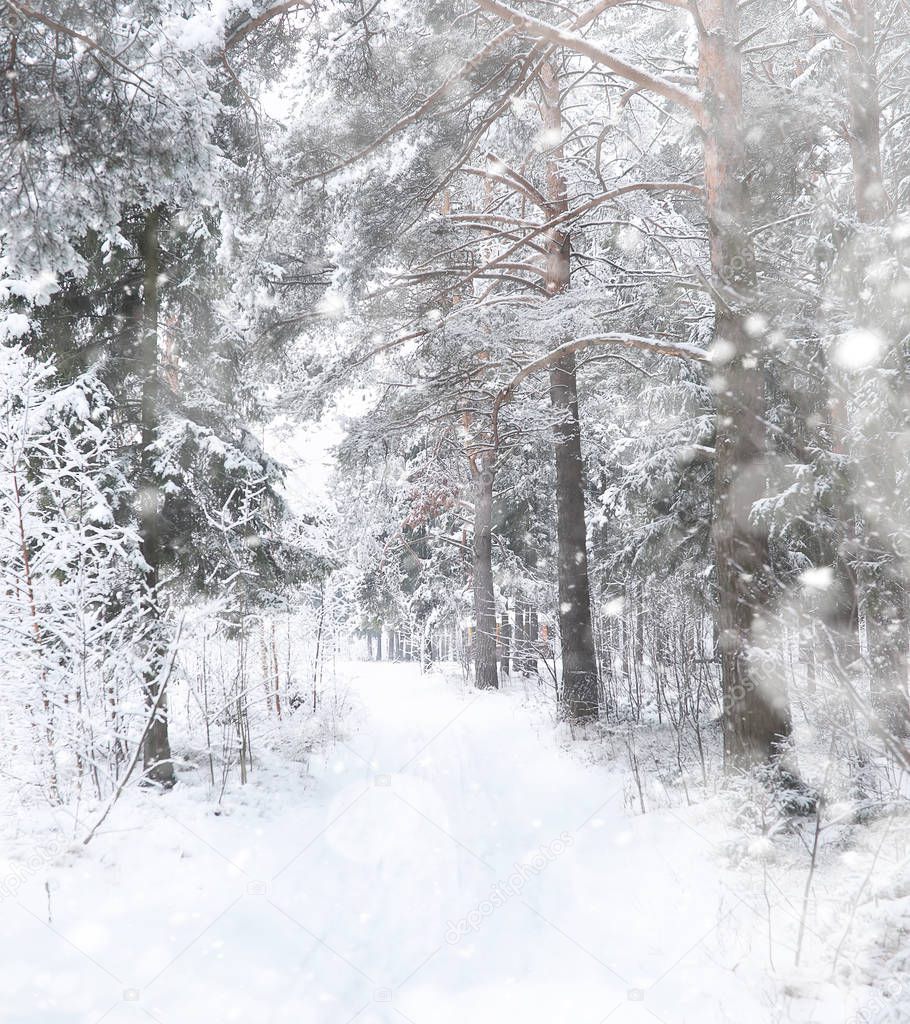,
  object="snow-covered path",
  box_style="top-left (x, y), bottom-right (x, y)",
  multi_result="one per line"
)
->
top-left (2, 664), bottom-right (844, 1023)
